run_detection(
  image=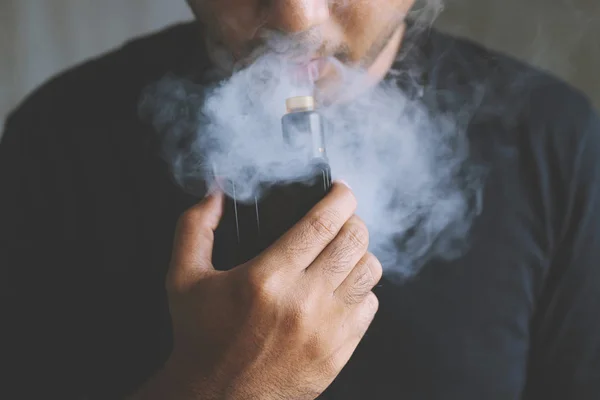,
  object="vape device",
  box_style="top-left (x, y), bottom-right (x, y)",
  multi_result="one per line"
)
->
top-left (213, 96), bottom-right (332, 268)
